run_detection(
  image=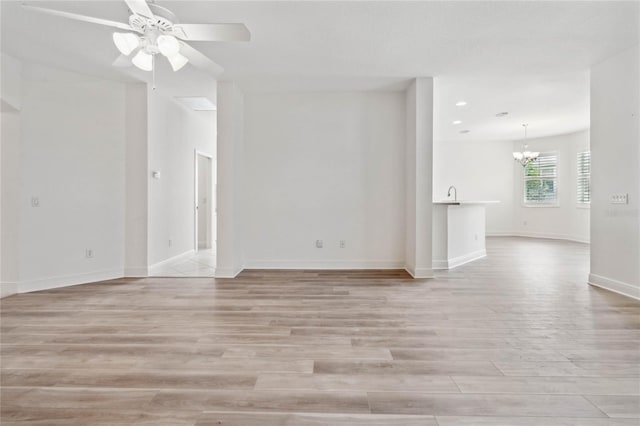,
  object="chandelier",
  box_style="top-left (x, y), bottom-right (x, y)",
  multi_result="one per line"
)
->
top-left (513, 124), bottom-right (539, 167)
